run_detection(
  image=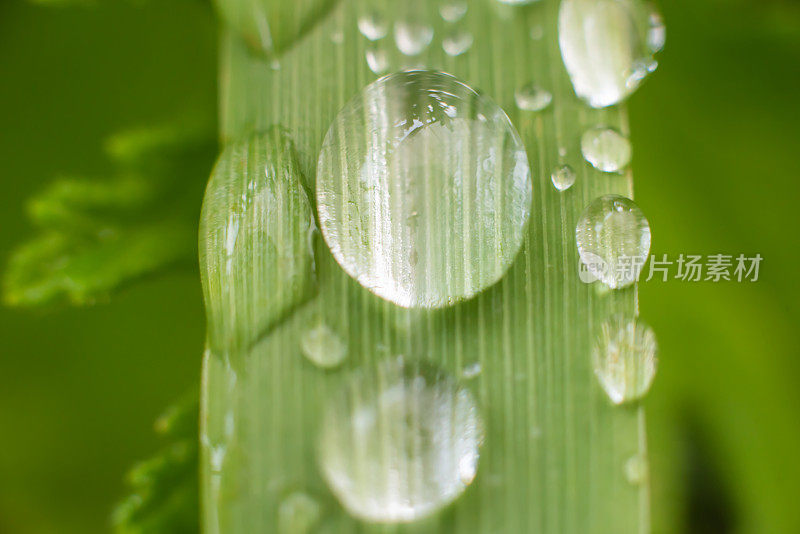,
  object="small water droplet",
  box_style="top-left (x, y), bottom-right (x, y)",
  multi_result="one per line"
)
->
top-left (646, 5), bottom-right (666, 53)
top-left (316, 71), bottom-right (531, 308)
top-left (515, 83), bottom-right (553, 112)
top-left (462, 362), bottom-right (482, 379)
top-left (624, 454), bottom-right (649, 485)
top-left (551, 164), bottom-right (576, 191)
top-left (330, 29), bottom-right (344, 45)
top-left (530, 25), bottom-right (544, 40)
top-left (559, 0), bottom-right (664, 107)
top-left (581, 127), bottom-right (631, 172)
top-left (358, 12), bottom-right (388, 41)
top-left (394, 21), bottom-right (434, 56)
top-left (442, 30), bottom-right (473, 56)
top-left (593, 315), bottom-right (657, 404)
top-left (576, 194), bottom-right (650, 289)
top-left (300, 323), bottom-right (347, 369)
top-left (318, 357), bottom-right (483, 523)
top-left (439, 0), bottom-right (468, 22)
top-left (278, 492), bottom-right (322, 534)
top-left (365, 48), bottom-right (389, 75)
